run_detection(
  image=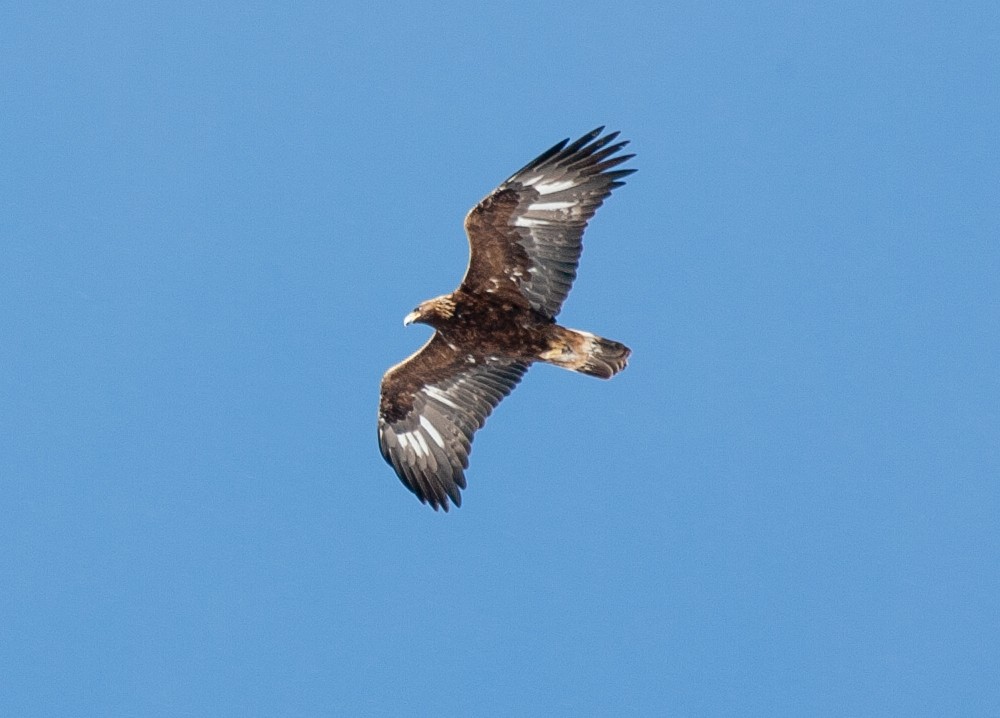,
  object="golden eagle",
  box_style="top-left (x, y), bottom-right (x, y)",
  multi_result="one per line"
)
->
top-left (378, 128), bottom-right (635, 510)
